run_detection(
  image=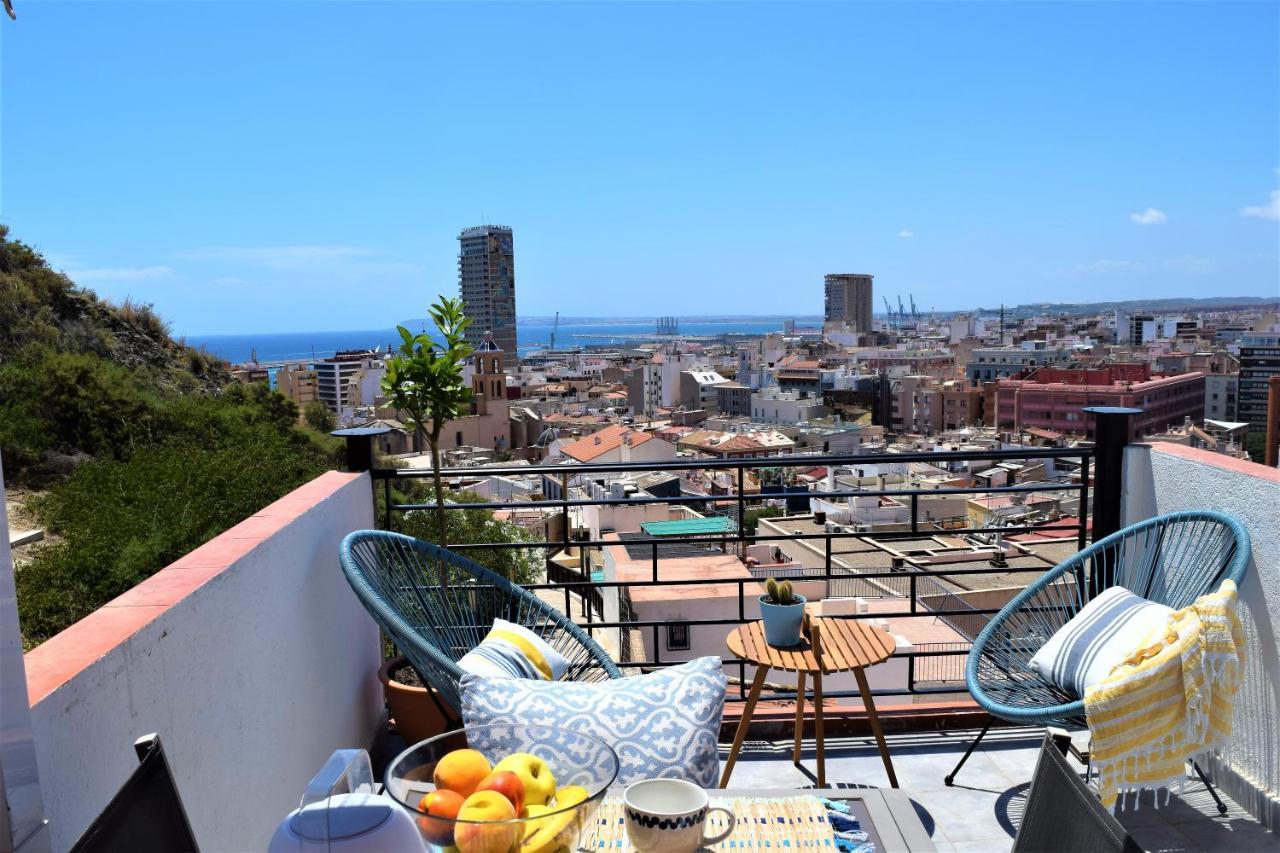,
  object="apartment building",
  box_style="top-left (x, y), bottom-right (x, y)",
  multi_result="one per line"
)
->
top-left (1204, 373), bottom-right (1239, 422)
top-left (855, 348), bottom-right (955, 376)
top-left (823, 273), bottom-right (874, 333)
top-left (624, 361), bottom-right (662, 417)
top-left (458, 225), bottom-right (517, 356)
top-left (995, 363), bottom-right (1204, 439)
top-left (715, 382), bottom-right (752, 417)
top-left (965, 343), bottom-right (1076, 383)
top-left (750, 388), bottom-right (828, 425)
top-left (678, 369), bottom-right (730, 412)
top-left (314, 350), bottom-right (385, 420)
top-left (554, 423), bottom-right (678, 465)
top-left (677, 428), bottom-right (795, 459)
top-left (1238, 332), bottom-right (1280, 433)
top-left (886, 377), bottom-right (982, 435)
top-left (276, 364), bottom-right (318, 405)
